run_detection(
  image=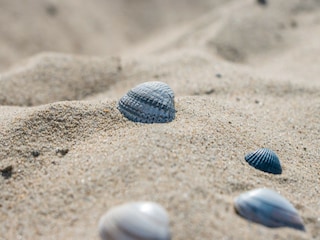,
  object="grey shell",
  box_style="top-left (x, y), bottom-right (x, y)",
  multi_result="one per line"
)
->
top-left (98, 201), bottom-right (171, 240)
top-left (244, 148), bottom-right (282, 174)
top-left (234, 188), bottom-right (305, 231)
top-left (118, 81), bottom-right (175, 123)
